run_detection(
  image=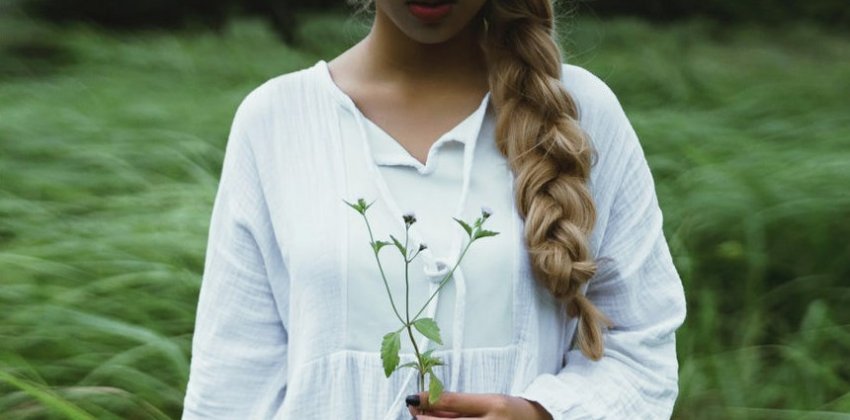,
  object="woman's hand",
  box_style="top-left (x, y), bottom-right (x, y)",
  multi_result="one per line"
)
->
top-left (405, 392), bottom-right (553, 419)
